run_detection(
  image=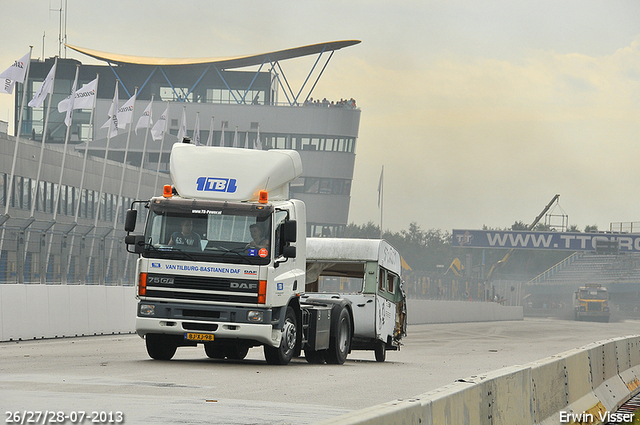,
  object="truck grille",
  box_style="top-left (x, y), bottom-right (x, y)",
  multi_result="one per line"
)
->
top-left (587, 302), bottom-right (602, 311)
top-left (145, 273), bottom-right (259, 304)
